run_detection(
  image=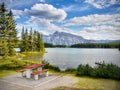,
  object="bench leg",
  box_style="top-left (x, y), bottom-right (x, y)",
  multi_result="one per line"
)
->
top-left (46, 71), bottom-right (49, 76)
top-left (26, 69), bottom-right (31, 78)
top-left (20, 72), bottom-right (24, 77)
top-left (34, 75), bottom-right (38, 80)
